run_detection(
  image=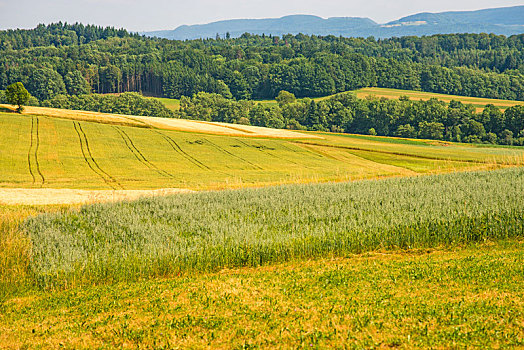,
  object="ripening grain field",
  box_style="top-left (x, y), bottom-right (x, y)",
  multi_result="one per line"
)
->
top-left (1, 112), bottom-right (523, 193)
top-left (24, 168), bottom-right (524, 288)
top-left (354, 87), bottom-right (524, 111)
